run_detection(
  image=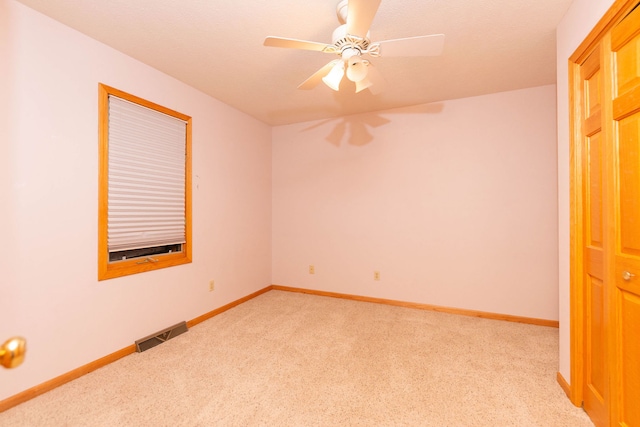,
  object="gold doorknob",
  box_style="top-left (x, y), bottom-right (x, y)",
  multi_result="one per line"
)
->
top-left (0, 337), bottom-right (27, 369)
top-left (623, 271), bottom-right (636, 281)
